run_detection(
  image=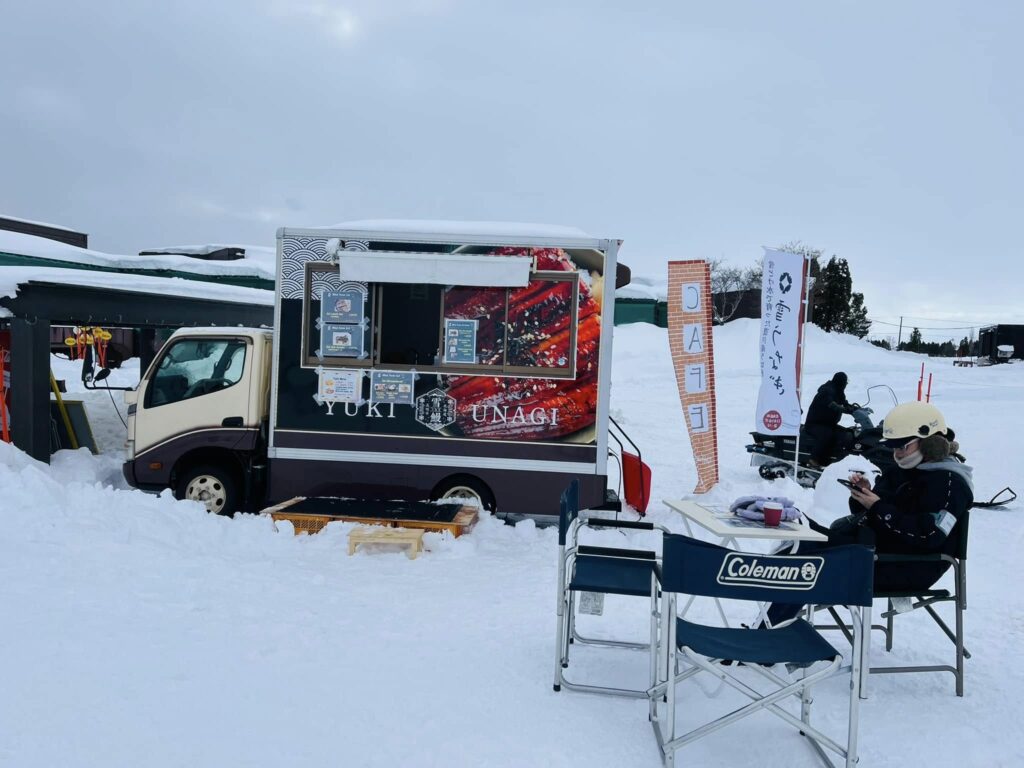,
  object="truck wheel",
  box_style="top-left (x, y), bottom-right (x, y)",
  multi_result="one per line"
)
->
top-left (432, 476), bottom-right (496, 513)
top-left (177, 464), bottom-right (238, 516)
